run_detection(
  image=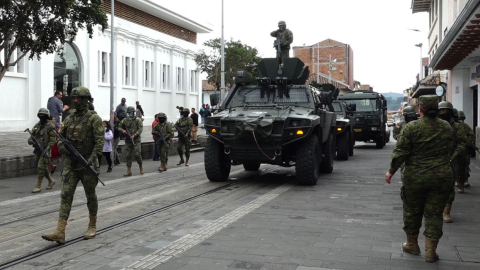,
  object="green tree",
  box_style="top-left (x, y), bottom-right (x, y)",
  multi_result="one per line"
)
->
top-left (0, 0), bottom-right (108, 82)
top-left (194, 38), bottom-right (262, 91)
